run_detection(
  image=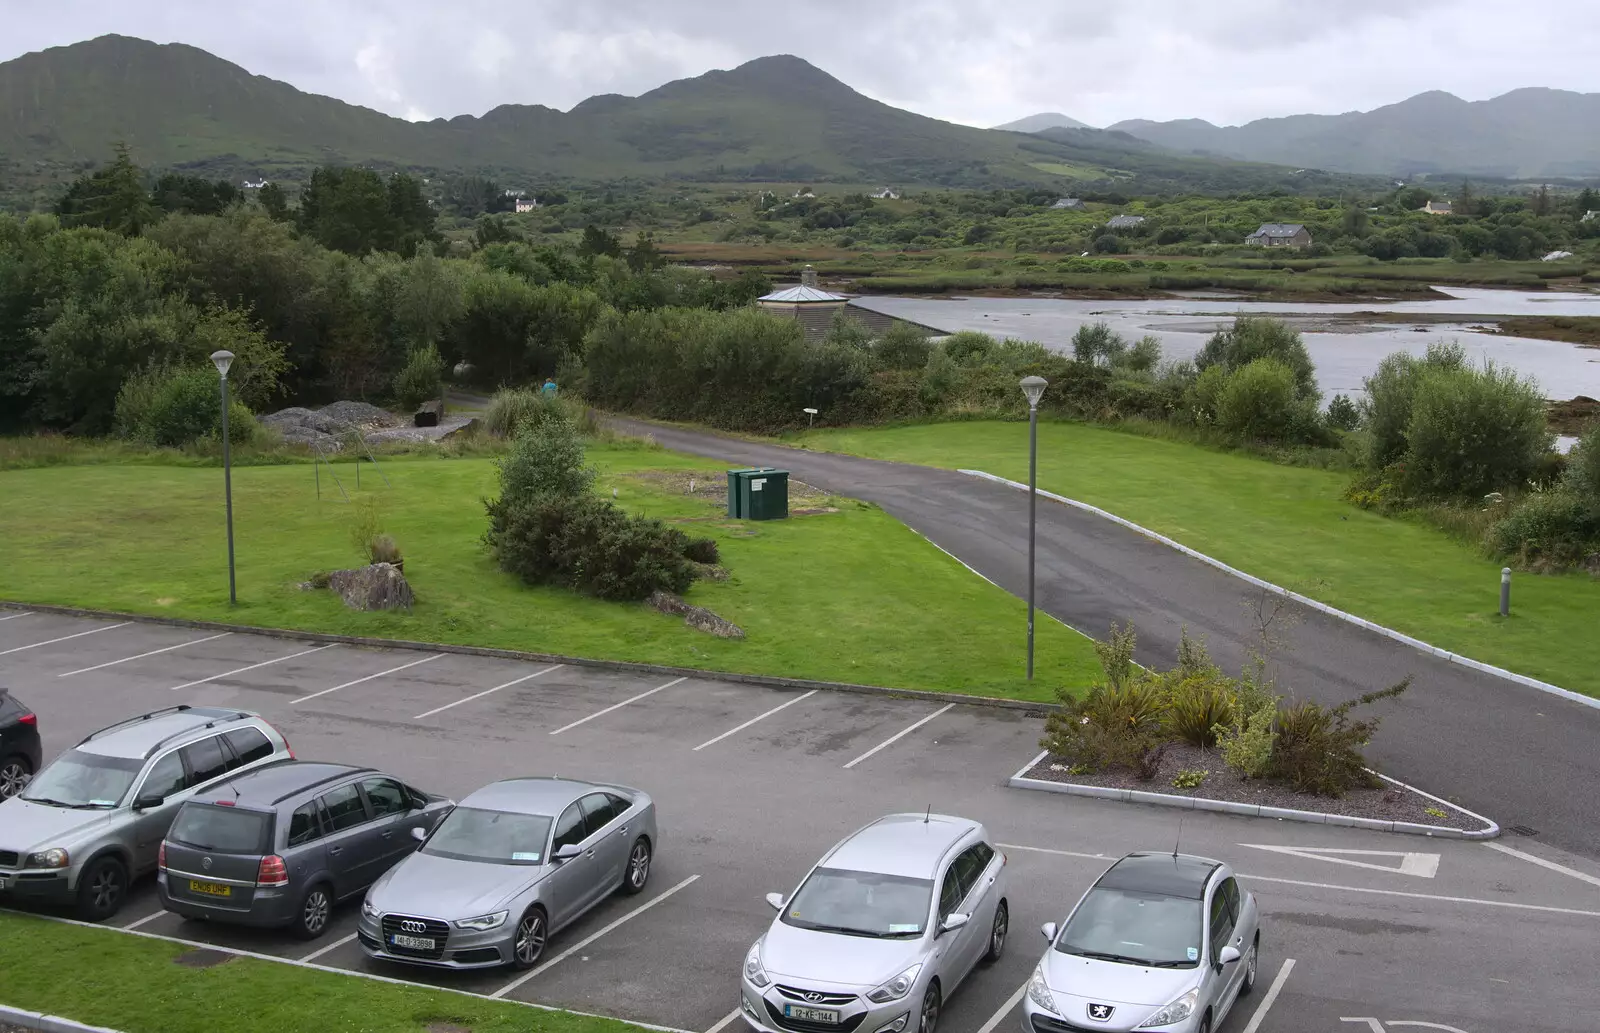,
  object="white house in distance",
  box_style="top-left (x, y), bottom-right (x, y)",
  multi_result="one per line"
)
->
top-left (871, 187), bottom-right (901, 199)
top-left (241, 178), bottom-right (268, 190)
top-left (1420, 199), bottom-right (1453, 215)
top-left (514, 197), bottom-right (539, 213)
